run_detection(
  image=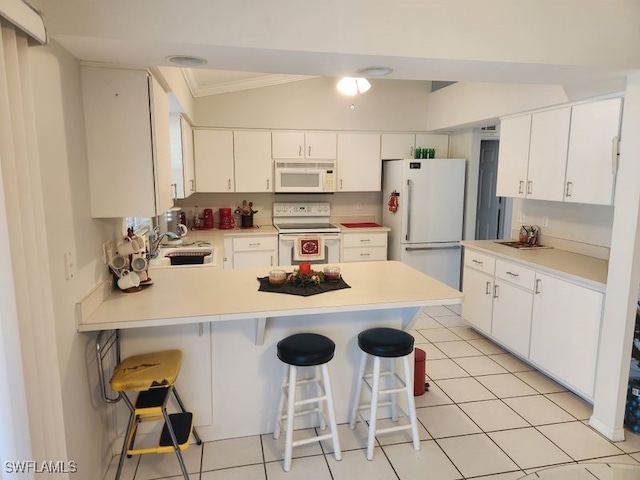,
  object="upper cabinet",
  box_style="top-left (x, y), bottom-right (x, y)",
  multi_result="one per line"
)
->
top-left (272, 131), bottom-right (336, 159)
top-left (194, 129), bottom-right (235, 192)
top-left (234, 130), bottom-right (273, 193)
top-left (496, 97), bottom-right (623, 206)
top-left (381, 133), bottom-right (450, 159)
top-left (81, 66), bottom-right (173, 218)
top-left (336, 133), bottom-right (381, 192)
top-left (169, 115), bottom-right (196, 199)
